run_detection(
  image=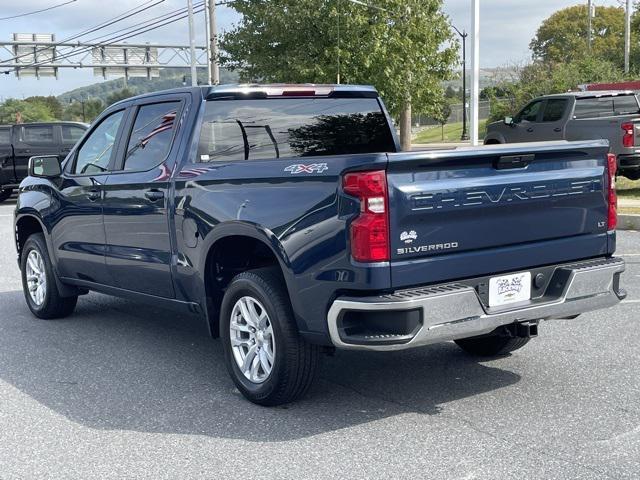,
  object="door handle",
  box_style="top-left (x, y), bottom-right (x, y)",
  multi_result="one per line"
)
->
top-left (145, 189), bottom-right (164, 202)
top-left (553, 127), bottom-right (562, 132)
top-left (526, 127), bottom-right (534, 133)
top-left (87, 189), bottom-right (101, 202)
